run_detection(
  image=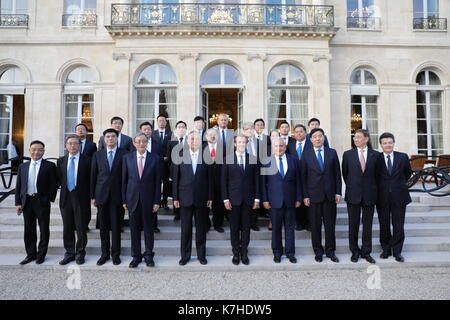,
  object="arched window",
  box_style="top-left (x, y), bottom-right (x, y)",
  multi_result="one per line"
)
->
top-left (350, 68), bottom-right (379, 149)
top-left (416, 70), bottom-right (443, 156)
top-left (200, 63), bottom-right (242, 86)
top-left (0, 66), bottom-right (25, 84)
top-left (267, 64), bottom-right (308, 131)
top-left (62, 66), bottom-right (95, 149)
top-left (135, 63), bottom-right (177, 131)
